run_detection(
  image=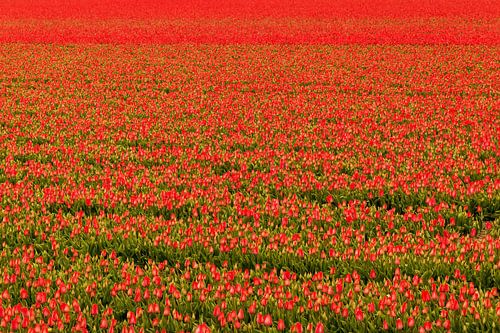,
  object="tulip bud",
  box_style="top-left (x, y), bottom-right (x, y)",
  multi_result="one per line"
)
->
top-left (277, 319), bottom-right (285, 331)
